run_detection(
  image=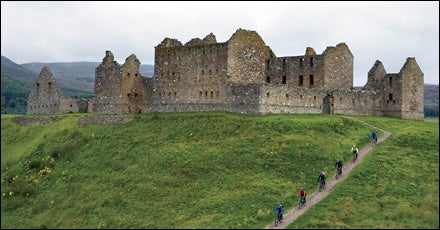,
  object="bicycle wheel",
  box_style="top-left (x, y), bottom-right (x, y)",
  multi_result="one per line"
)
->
top-left (299, 199), bottom-right (303, 209)
top-left (274, 216), bottom-right (279, 227)
top-left (319, 182), bottom-right (324, 192)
